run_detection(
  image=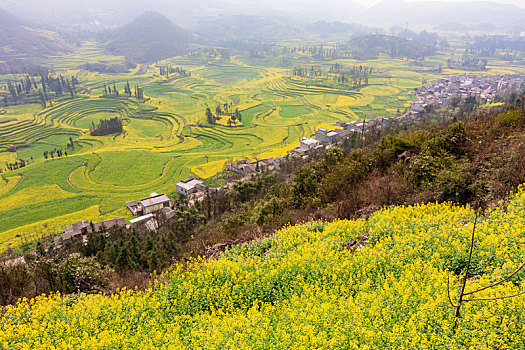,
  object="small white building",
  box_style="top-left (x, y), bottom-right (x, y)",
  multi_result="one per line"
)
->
top-left (300, 137), bottom-right (320, 150)
top-left (176, 178), bottom-right (204, 196)
top-left (129, 214), bottom-right (158, 231)
top-left (290, 137), bottom-right (322, 156)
